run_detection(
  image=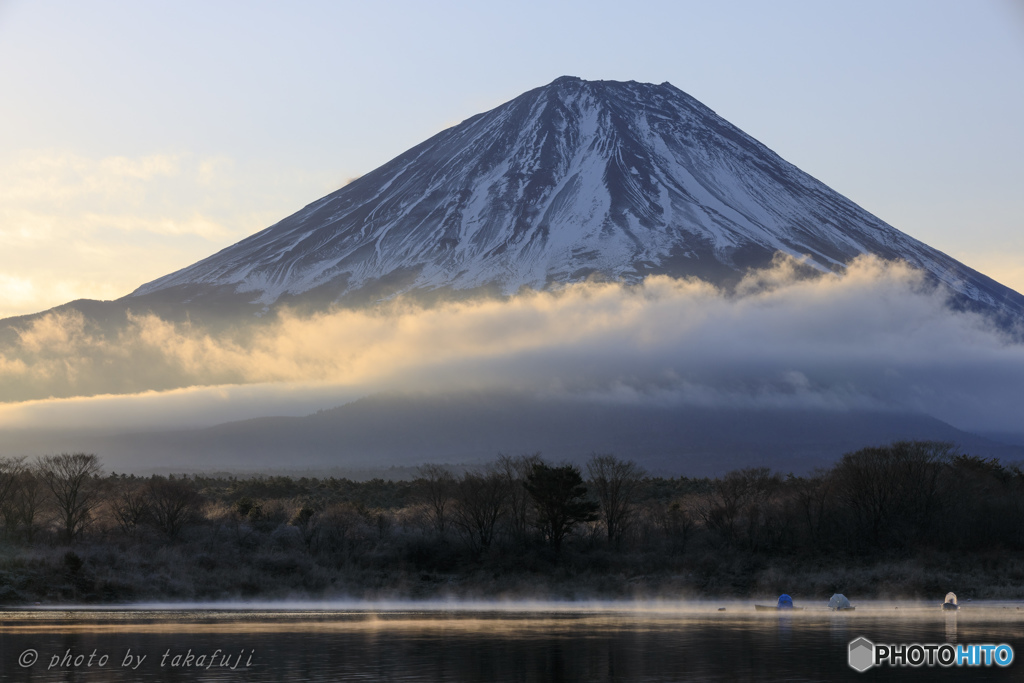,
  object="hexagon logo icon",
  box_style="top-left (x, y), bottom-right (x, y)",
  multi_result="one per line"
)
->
top-left (848, 637), bottom-right (875, 672)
